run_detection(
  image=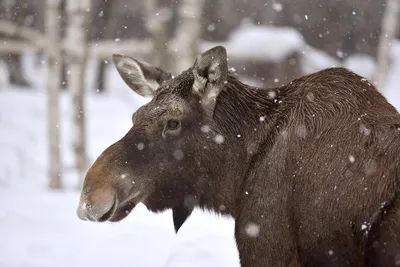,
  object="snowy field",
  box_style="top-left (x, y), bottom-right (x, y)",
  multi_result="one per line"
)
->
top-left (0, 39), bottom-right (399, 267)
